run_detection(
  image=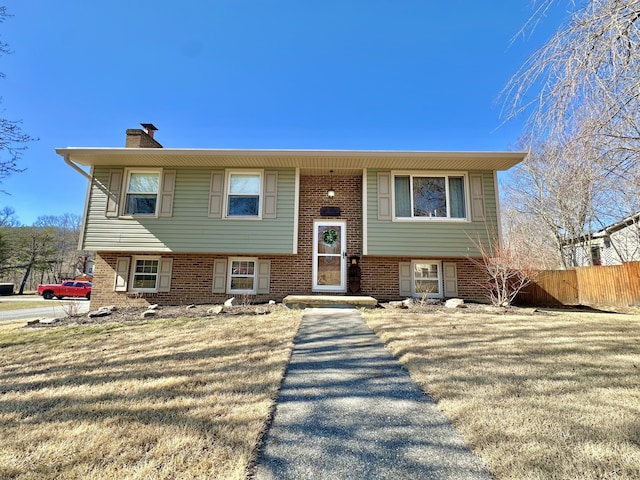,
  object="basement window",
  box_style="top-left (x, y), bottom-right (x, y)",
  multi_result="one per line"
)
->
top-left (130, 257), bottom-right (160, 292)
top-left (412, 261), bottom-right (442, 298)
top-left (227, 258), bottom-right (257, 294)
